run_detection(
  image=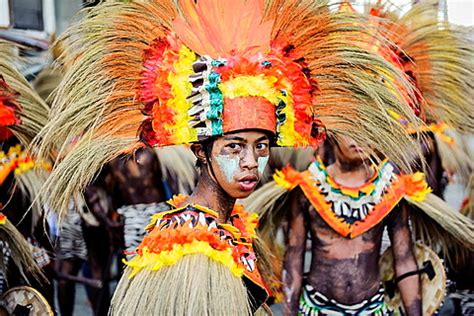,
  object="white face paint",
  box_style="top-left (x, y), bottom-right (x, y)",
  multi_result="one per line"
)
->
top-left (257, 156), bottom-right (269, 175)
top-left (214, 155), bottom-right (240, 182)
